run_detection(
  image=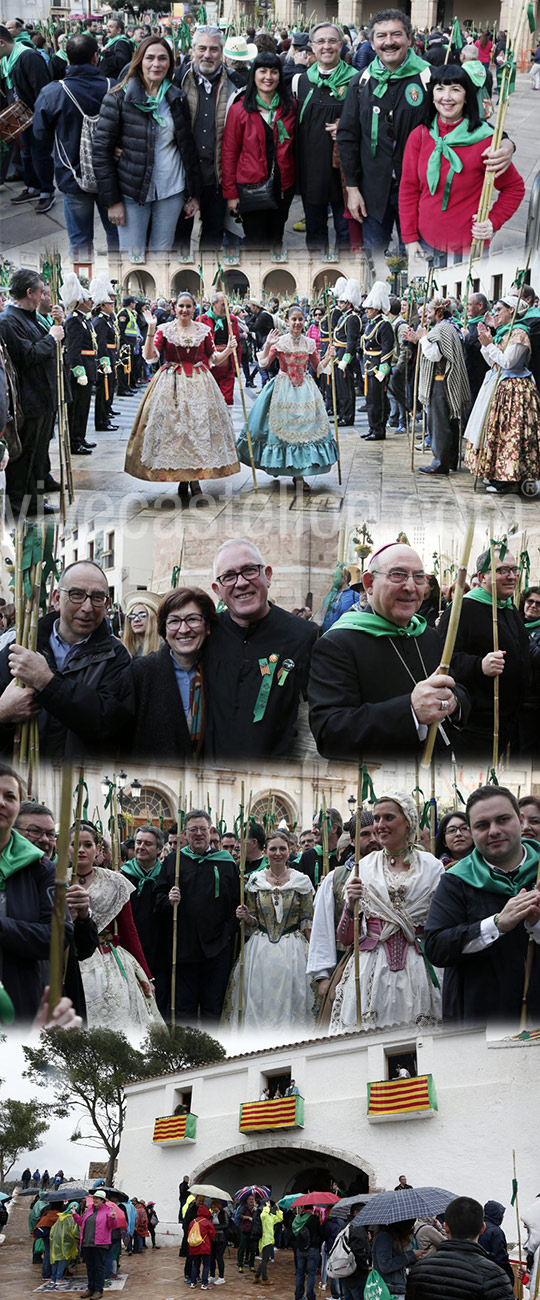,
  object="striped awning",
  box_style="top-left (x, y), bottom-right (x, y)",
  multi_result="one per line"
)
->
top-left (367, 1075), bottom-right (437, 1119)
top-left (153, 1112), bottom-right (197, 1143)
top-left (239, 1095), bottom-right (304, 1133)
